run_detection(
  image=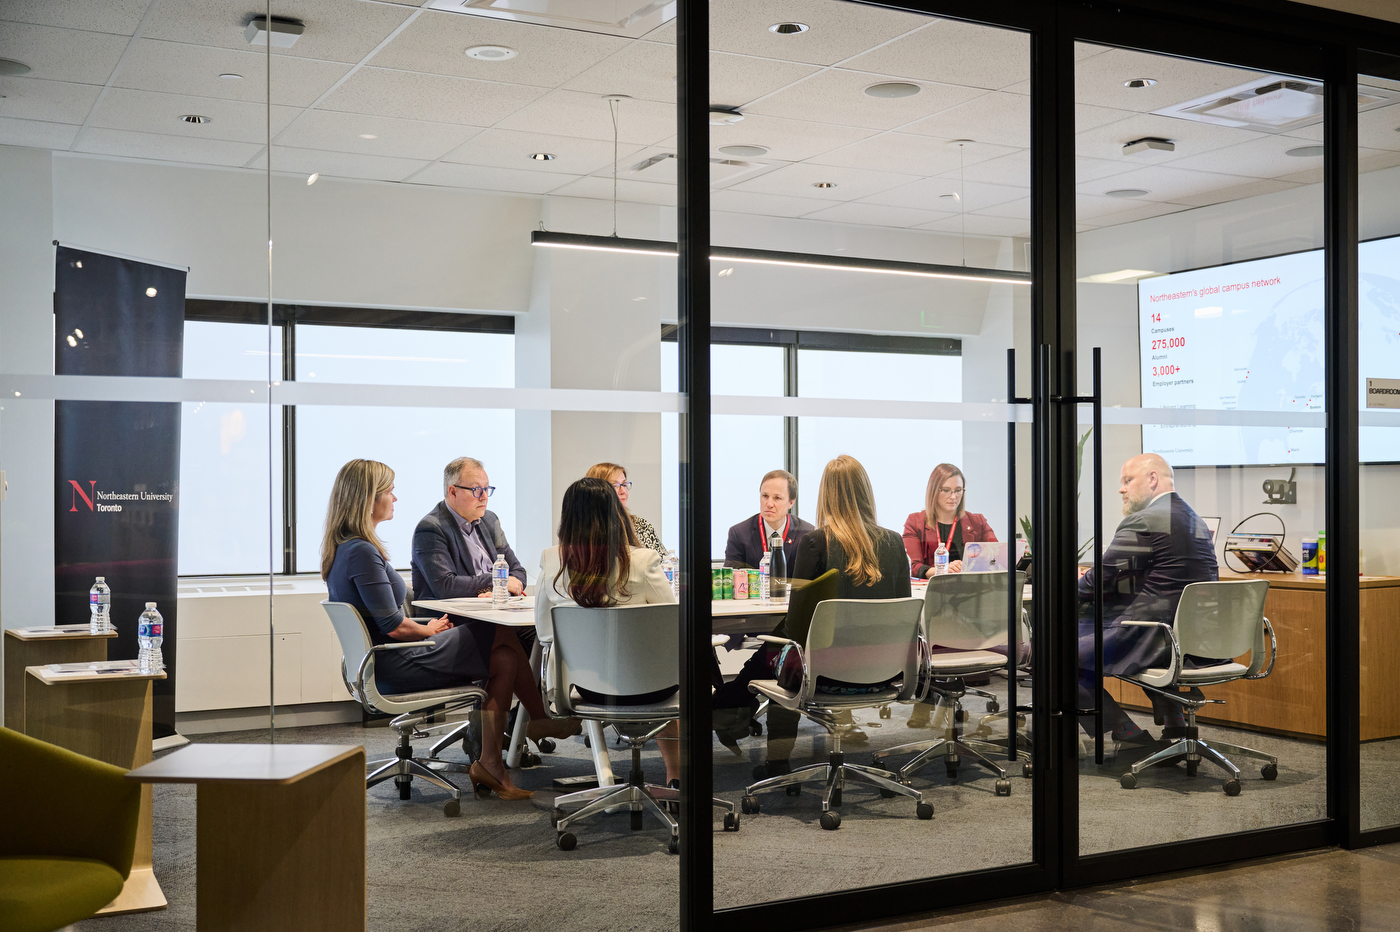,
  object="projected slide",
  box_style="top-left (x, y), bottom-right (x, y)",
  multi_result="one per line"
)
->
top-left (1138, 237), bottom-right (1400, 466)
